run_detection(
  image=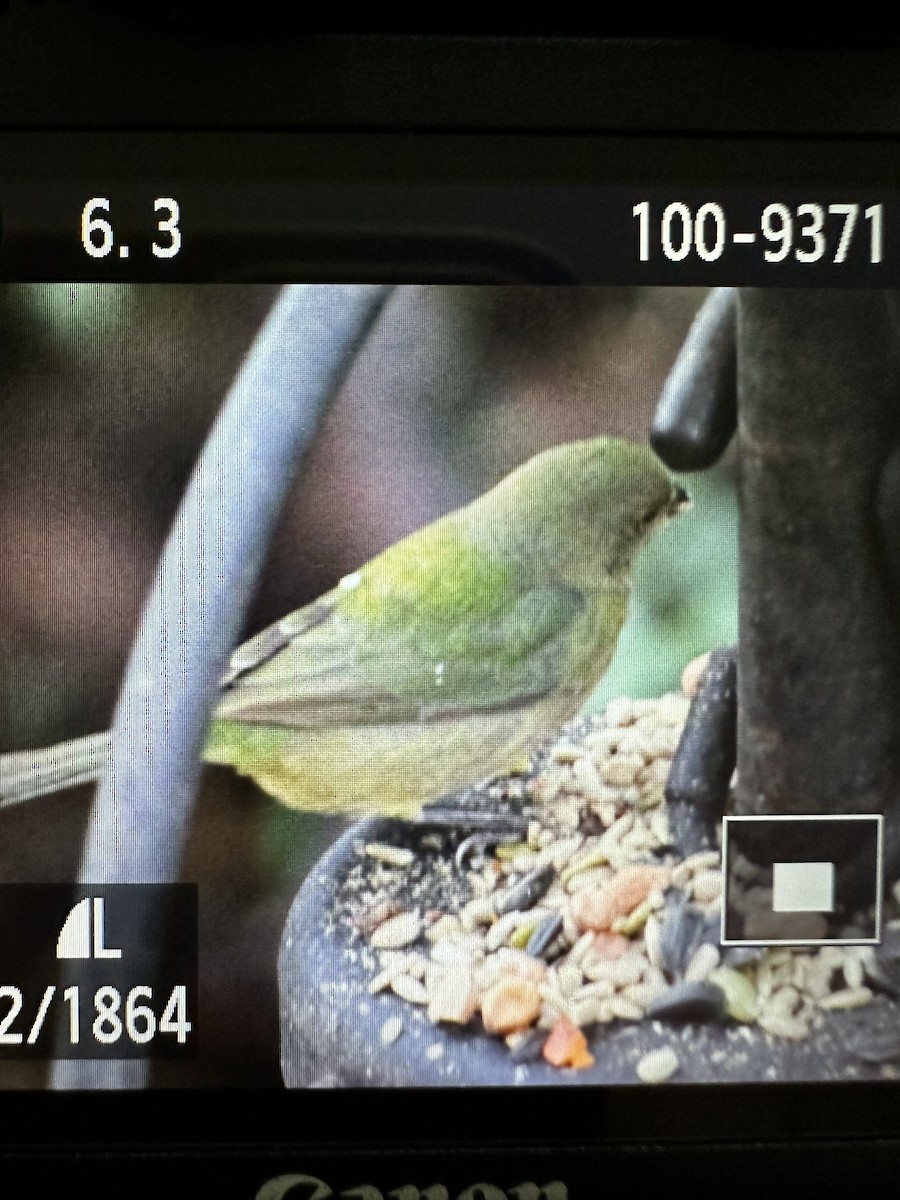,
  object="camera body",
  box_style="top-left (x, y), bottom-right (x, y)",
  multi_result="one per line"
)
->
top-left (3, 10), bottom-right (900, 1195)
